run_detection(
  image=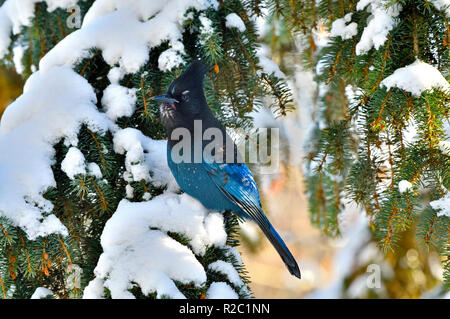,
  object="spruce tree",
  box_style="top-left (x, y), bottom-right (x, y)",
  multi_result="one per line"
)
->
top-left (0, 0), bottom-right (292, 299)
